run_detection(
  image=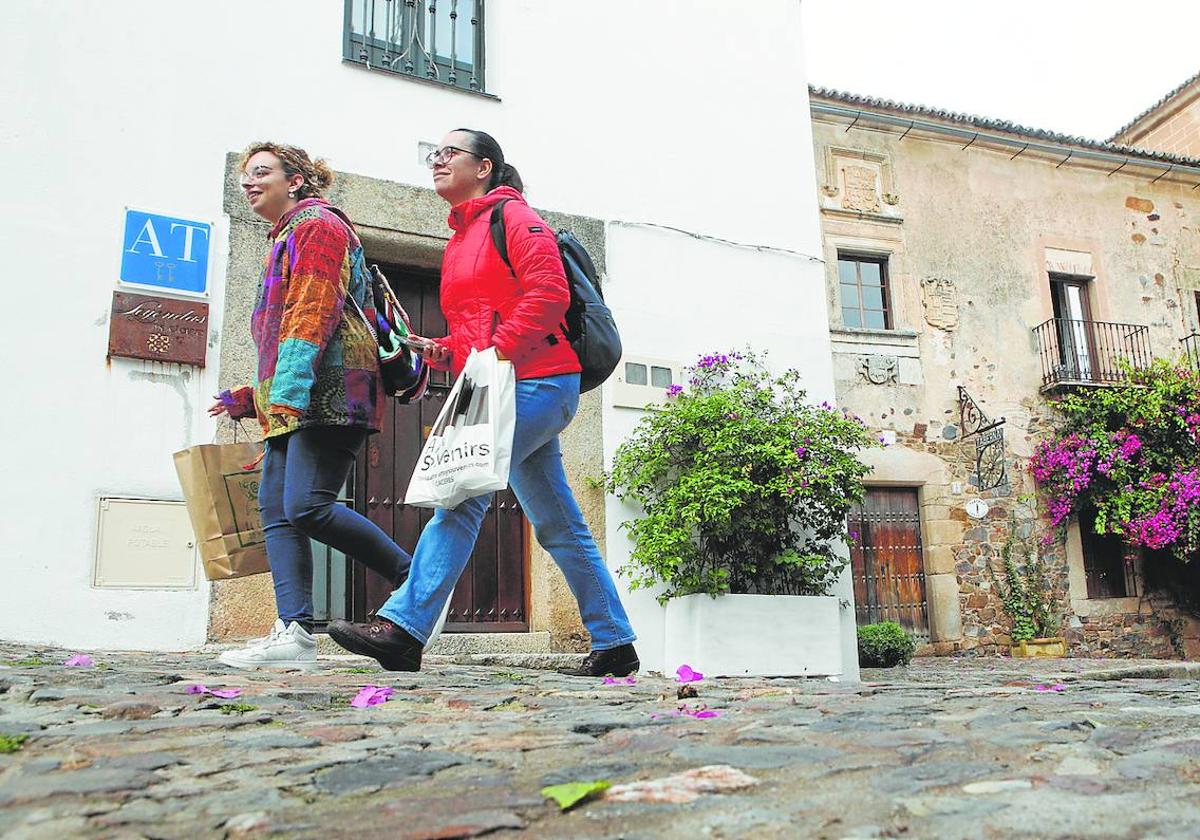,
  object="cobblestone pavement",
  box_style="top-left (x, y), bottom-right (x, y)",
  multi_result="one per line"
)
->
top-left (2, 644), bottom-right (1199, 840)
